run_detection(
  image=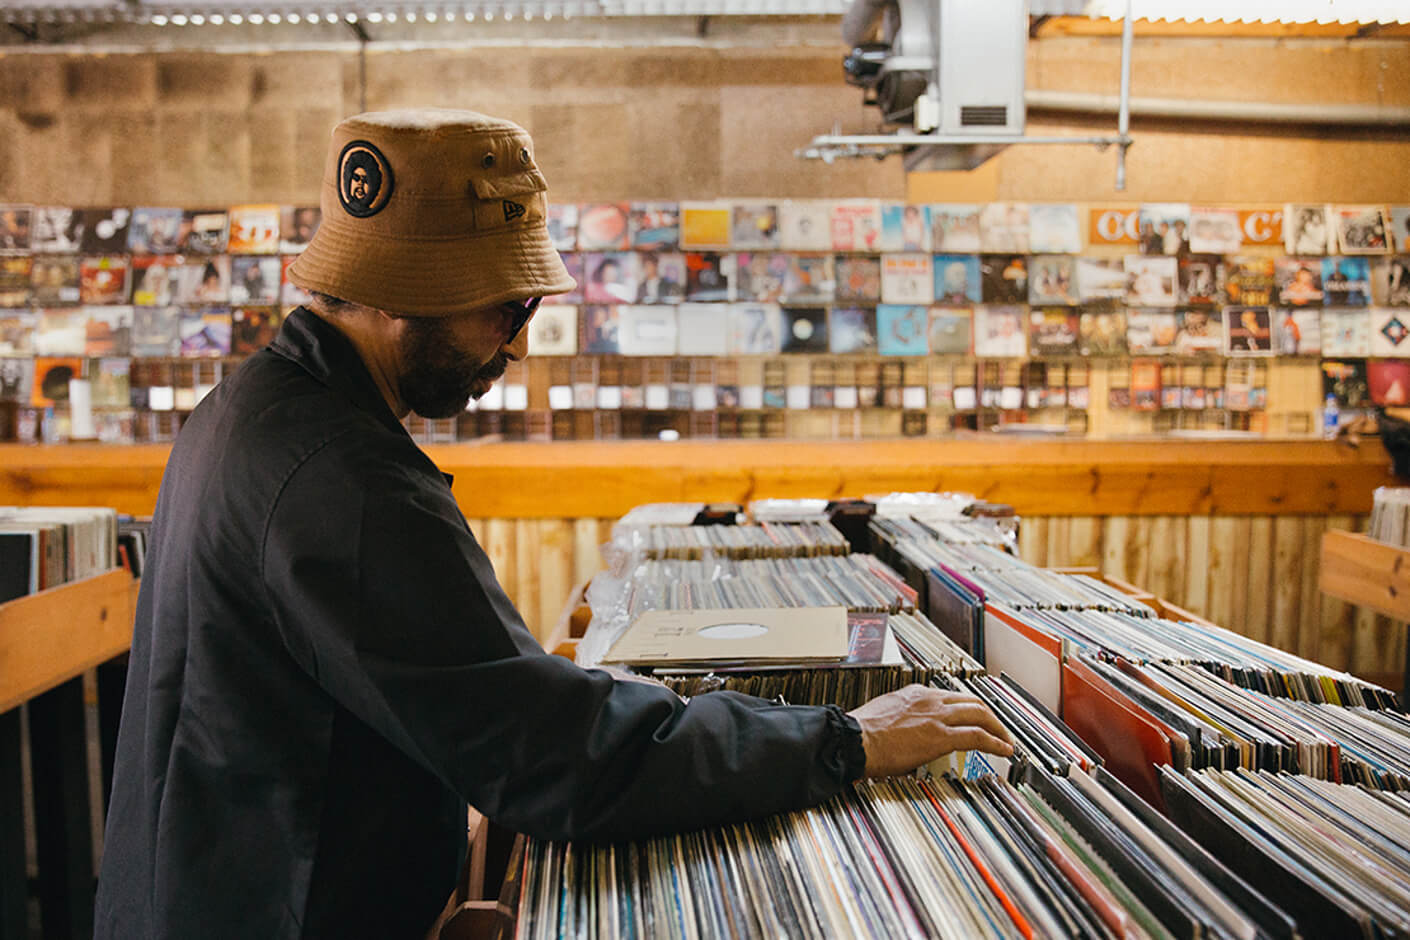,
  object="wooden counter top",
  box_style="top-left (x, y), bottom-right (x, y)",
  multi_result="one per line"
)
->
top-left (0, 437), bottom-right (1394, 519)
